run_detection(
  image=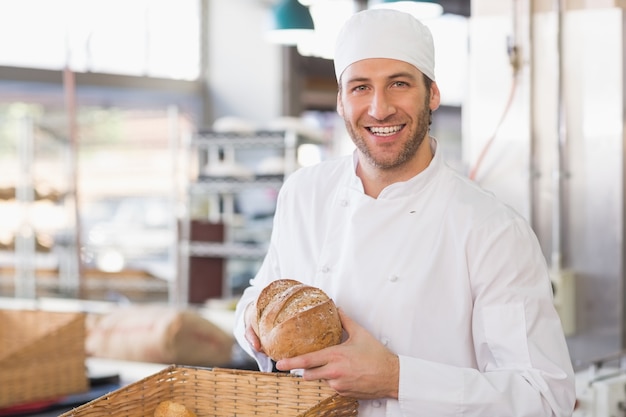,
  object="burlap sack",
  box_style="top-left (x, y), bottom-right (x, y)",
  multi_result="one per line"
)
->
top-left (85, 305), bottom-right (234, 366)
